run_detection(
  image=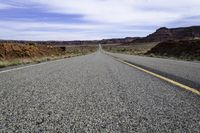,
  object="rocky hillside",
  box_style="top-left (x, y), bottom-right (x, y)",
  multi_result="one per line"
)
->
top-left (146, 40), bottom-right (200, 60)
top-left (133, 26), bottom-right (200, 43)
